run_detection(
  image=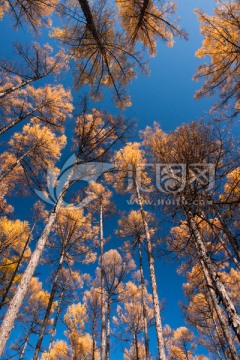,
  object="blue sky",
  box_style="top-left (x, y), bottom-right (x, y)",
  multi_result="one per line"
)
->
top-left (0, 0), bottom-right (218, 358)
